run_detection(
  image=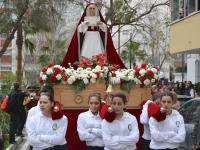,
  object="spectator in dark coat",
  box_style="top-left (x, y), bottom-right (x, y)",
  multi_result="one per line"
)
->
top-left (8, 82), bottom-right (28, 144)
